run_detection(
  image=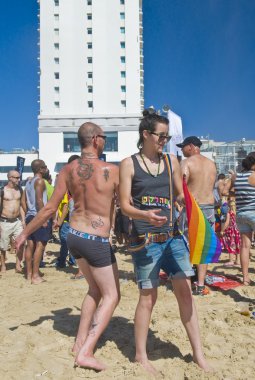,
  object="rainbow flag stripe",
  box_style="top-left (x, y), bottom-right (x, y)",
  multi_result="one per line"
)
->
top-left (183, 180), bottom-right (221, 264)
